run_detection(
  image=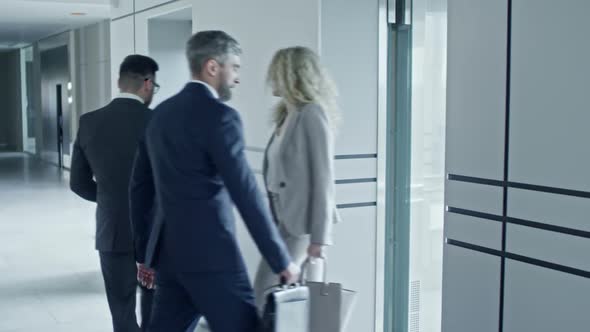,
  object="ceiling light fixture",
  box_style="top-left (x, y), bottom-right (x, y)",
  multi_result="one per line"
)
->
top-left (70, 12), bottom-right (87, 16)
